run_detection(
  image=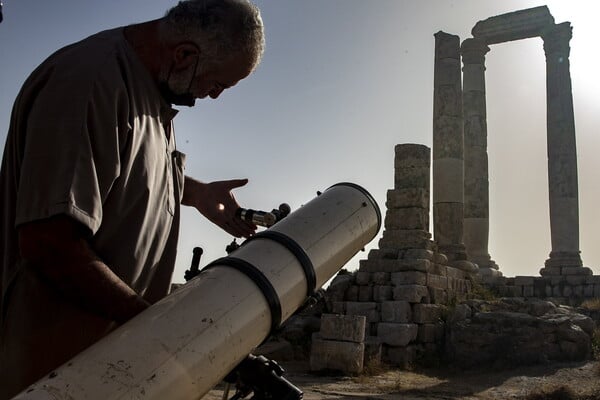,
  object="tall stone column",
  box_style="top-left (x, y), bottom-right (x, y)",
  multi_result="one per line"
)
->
top-left (540, 22), bottom-right (588, 275)
top-left (432, 32), bottom-right (476, 273)
top-left (460, 38), bottom-right (500, 279)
